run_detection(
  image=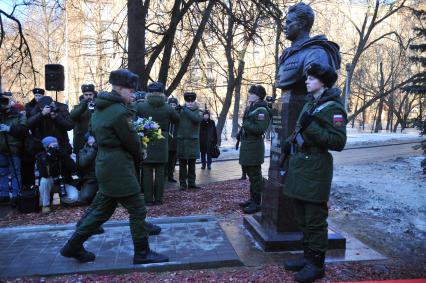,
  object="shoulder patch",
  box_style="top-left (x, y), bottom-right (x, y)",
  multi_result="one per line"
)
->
top-left (258, 113), bottom-right (265, 121)
top-left (333, 114), bottom-right (344, 126)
